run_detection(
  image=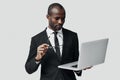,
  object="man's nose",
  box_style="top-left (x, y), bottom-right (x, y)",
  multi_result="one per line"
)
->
top-left (58, 19), bottom-right (63, 24)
